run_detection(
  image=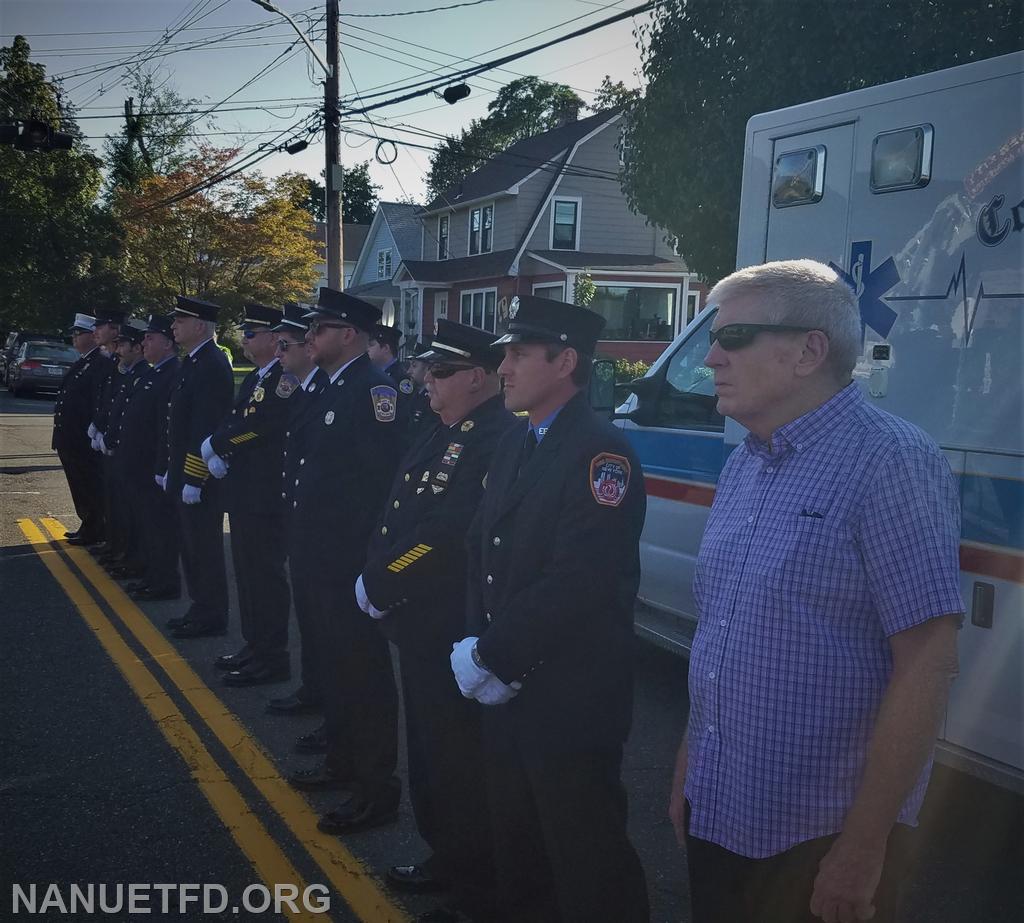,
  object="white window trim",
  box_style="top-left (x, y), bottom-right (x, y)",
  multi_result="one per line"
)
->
top-left (549, 196), bottom-right (582, 251)
top-left (467, 202), bottom-right (495, 256)
top-left (437, 215), bottom-right (449, 261)
top-left (532, 282), bottom-right (567, 301)
top-left (458, 286), bottom-right (499, 332)
top-left (589, 279), bottom-right (684, 340)
top-left (377, 247), bottom-right (393, 279)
